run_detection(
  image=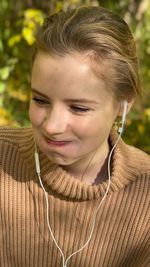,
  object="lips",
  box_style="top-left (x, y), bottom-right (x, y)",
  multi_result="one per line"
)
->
top-left (44, 136), bottom-right (71, 147)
